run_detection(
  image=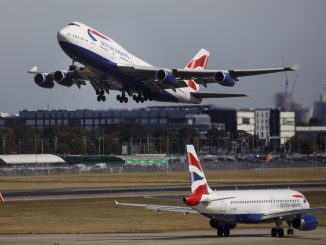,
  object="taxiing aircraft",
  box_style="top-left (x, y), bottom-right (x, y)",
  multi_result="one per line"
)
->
top-left (29, 22), bottom-right (298, 104)
top-left (116, 145), bottom-right (325, 237)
